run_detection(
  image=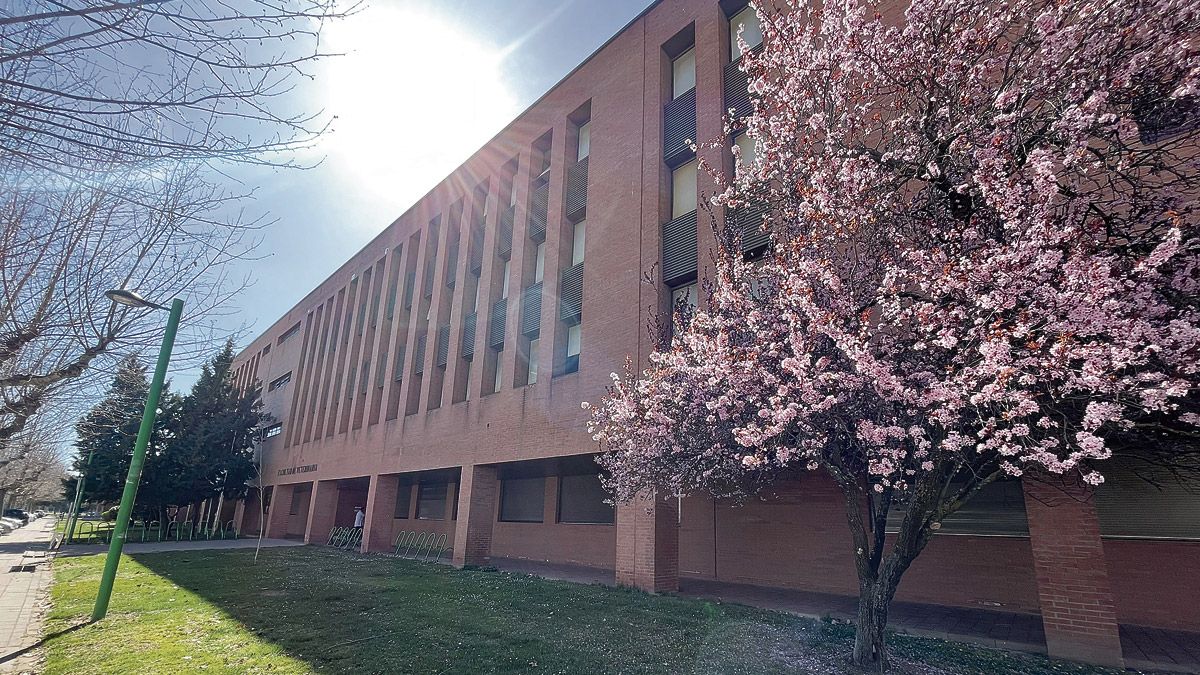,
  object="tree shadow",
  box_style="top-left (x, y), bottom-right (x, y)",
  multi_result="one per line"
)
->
top-left (0, 619), bottom-right (93, 665)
